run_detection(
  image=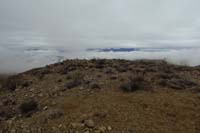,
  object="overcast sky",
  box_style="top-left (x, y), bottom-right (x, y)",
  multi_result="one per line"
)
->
top-left (1, 0), bottom-right (200, 72)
